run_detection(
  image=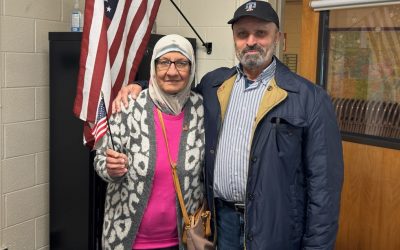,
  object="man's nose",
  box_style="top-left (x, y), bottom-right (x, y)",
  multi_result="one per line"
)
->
top-left (246, 34), bottom-right (257, 47)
